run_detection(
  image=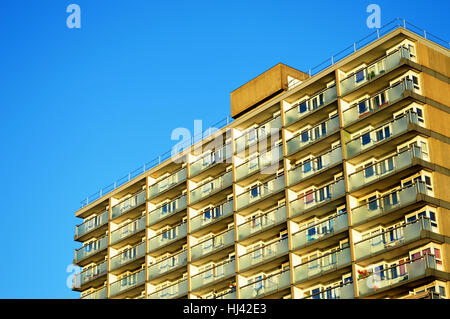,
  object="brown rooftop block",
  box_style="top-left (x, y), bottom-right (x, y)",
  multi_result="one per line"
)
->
top-left (230, 63), bottom-right (310, 119)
